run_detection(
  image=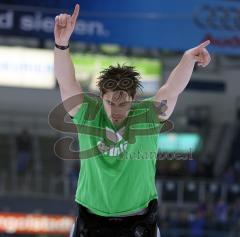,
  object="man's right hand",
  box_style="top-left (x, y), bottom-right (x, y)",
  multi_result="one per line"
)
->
top-left (54, 4), bottom-right (80, 46)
